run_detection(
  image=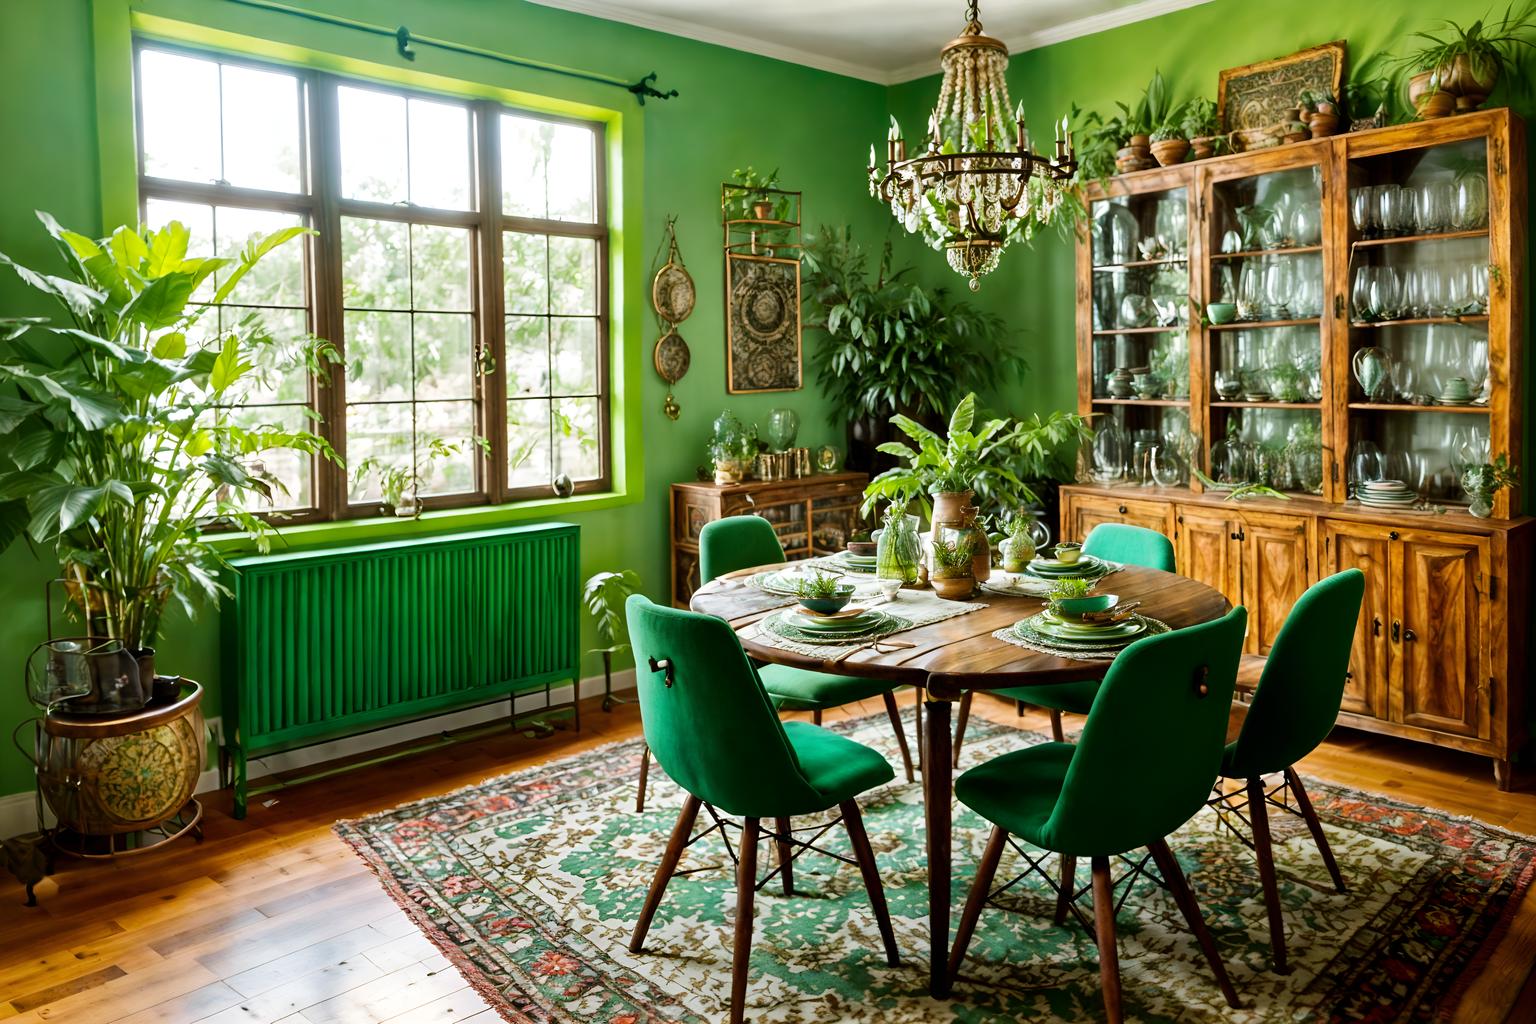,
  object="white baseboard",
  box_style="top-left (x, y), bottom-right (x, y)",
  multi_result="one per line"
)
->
top-left (0, 669), bottom-right (635, 840)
